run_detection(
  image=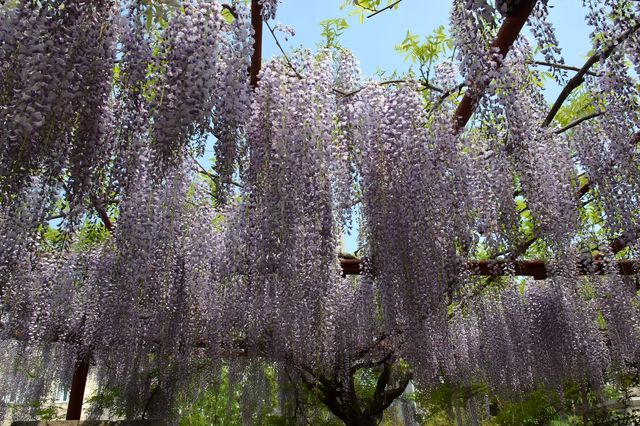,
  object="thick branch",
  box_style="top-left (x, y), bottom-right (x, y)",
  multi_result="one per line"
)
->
top-left (350, 346), bottom-right (394, 375)
top-left (367, 374), bottom-right (411, 416)
top-left (372, 361), bottom-right (392, 399)
top-left (91, 197), bottom-right (114, 233)
top-left (299, 370), bottom-right (344, 420)
top-left (364, 361), bottom-right (412, 417)
top-left (351, 333), bottom-right (388, 361)
top-left (500, 237), bottom-right (536, 262)
top-left (611, 229), bottom-right (640, 255)
top-left (454, 0), bottom-right (537, 132)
